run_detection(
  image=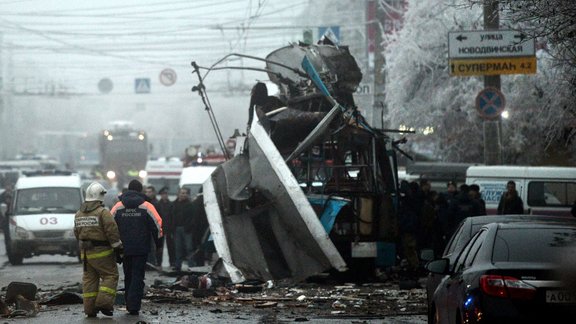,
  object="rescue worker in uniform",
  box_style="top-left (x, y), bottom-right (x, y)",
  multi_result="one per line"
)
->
top-left (74, 182), bottom-right (122, 318)
top-left (112, 180), bottom-right (162, 316)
